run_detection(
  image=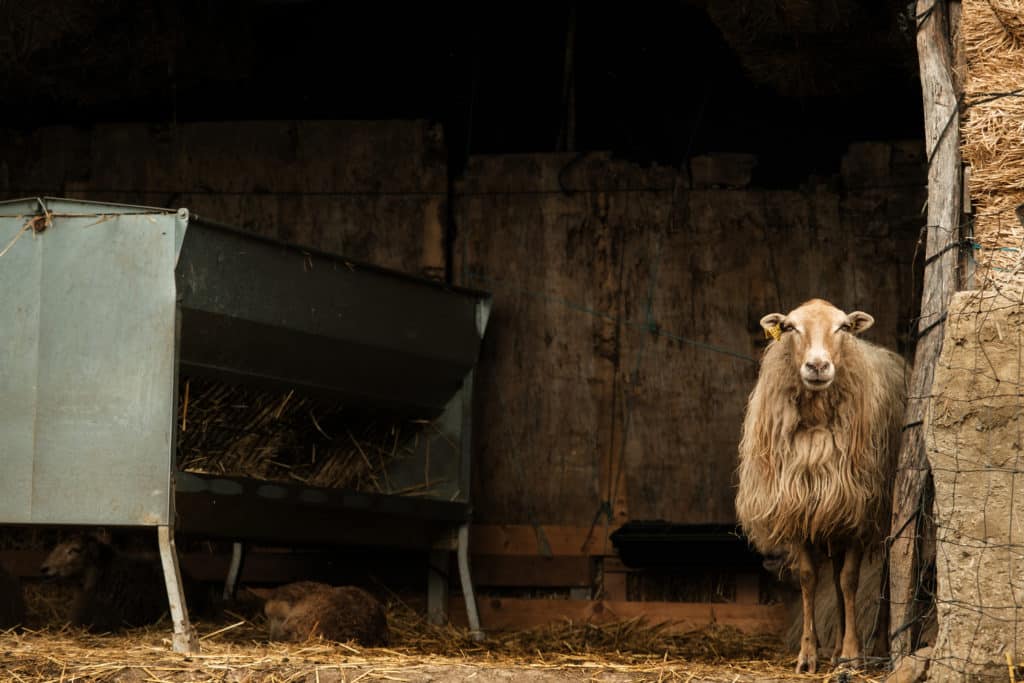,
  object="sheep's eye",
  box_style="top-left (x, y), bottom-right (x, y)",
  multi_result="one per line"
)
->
top-left (838, 323), bottom-right (851, 333)
top-left (779, 322), bottom-right (792, 333)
